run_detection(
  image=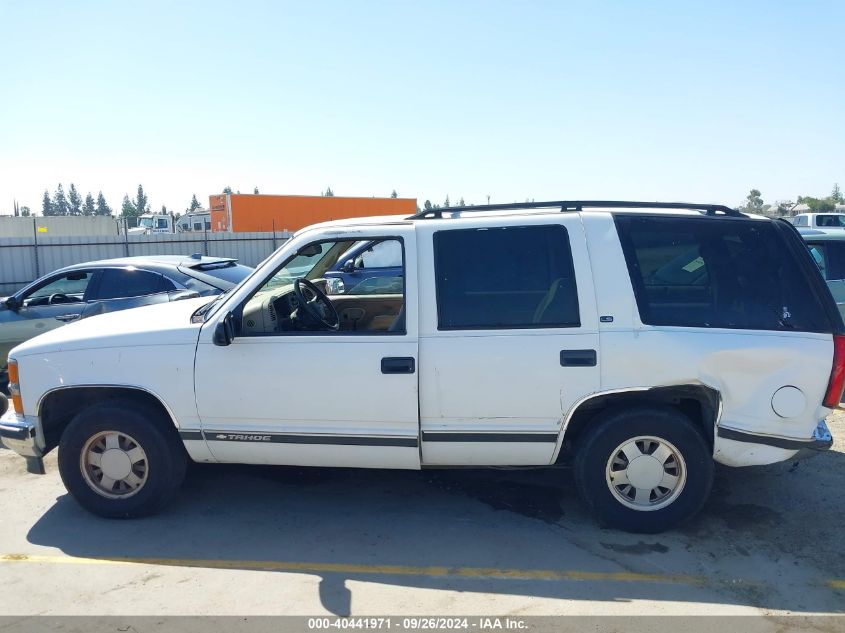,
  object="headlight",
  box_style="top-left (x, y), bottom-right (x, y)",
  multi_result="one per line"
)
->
top-left (325, 278), bottom-right (345, 295)
top-left (7, 359), bottom-right (22, 415)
